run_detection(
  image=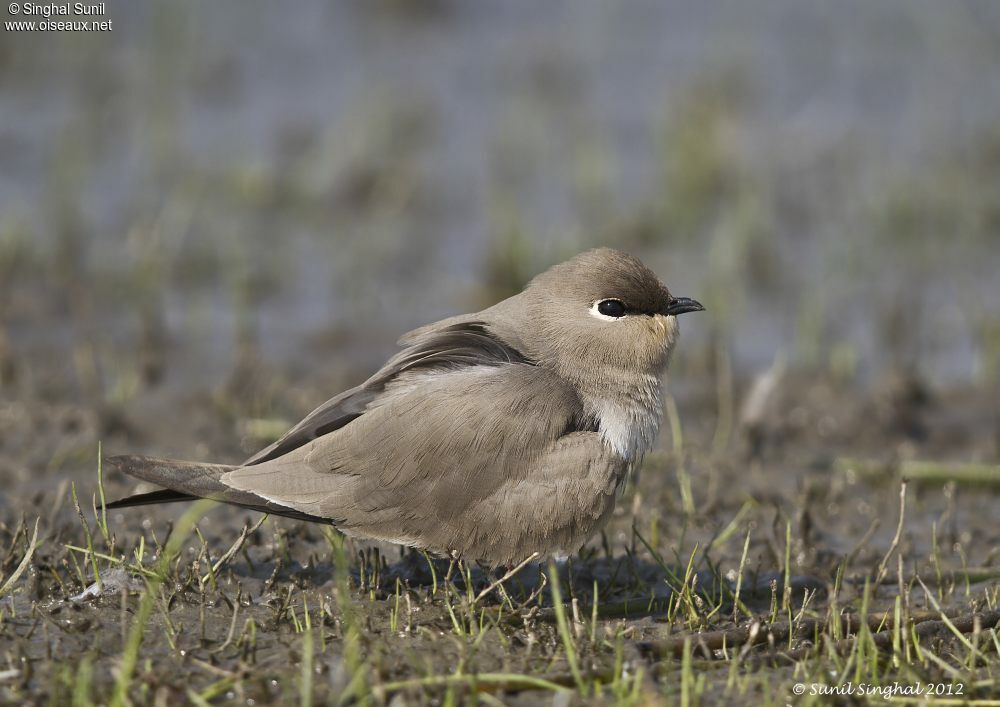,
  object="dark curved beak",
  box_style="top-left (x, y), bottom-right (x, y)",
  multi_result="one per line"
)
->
top-left (662, 296), bottom-right (705, 316)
